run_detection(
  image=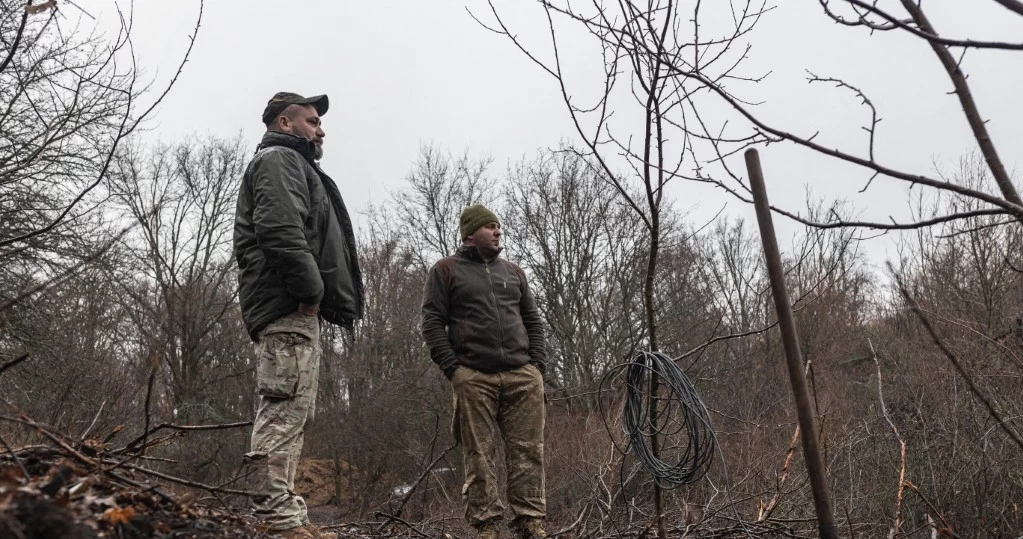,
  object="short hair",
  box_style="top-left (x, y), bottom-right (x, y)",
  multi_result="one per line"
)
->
top-left (268, 104), bottom-right (311, 131)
